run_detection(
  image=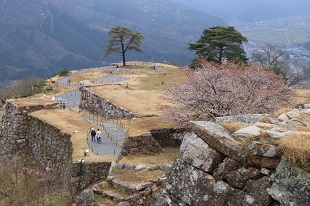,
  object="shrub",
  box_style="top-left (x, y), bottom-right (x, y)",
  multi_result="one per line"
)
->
top-left (59, 68), bottom-right (70, 76)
